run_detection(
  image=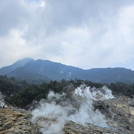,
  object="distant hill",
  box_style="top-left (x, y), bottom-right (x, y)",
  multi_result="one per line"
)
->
top-left (0, 58), bottom-right (134, 83)
top-left (0, 58), bottom-right (33, 75)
